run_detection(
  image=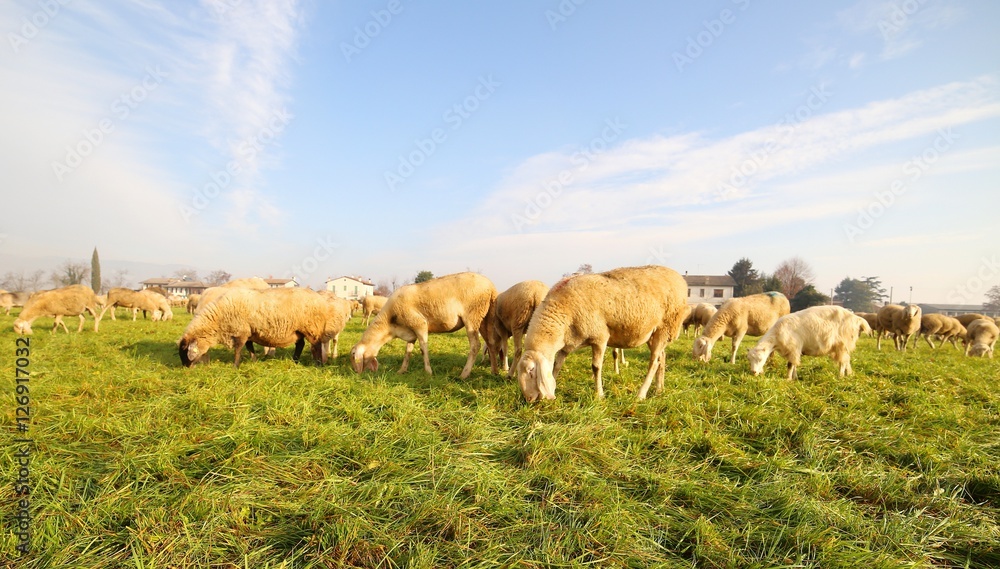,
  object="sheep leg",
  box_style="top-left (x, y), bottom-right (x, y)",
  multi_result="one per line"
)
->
top-left (399, 342), bottom-right (414, 373)
top-left (553, 350), bottom-right (569, 378)
top-left (590, 344), bottom-right (607, 399)
top-left (637, 334), bottom-right (669, 399)
top-left (77, 314), bottom-right (85, 332)
top-left (311, 340), bottom-right (328, 365)
top-left (330, 333), bottom-right (340, 359)
top-left (923, 334), bottom-right (936, 349)
top-left (509, 330), bottom-right (525, 378)
top-left (233, 338), bottom-right (246, 368)
top-left (729, 332), bottom-right (746, 364)
top-left (460, 328), bottom-right (479, 379)
top-left (292, 336), bottom-right (306, 362)
top-left (876, 330), bottom-right (884, 350)
top-left (421, 334), bottom-right (436, 376)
